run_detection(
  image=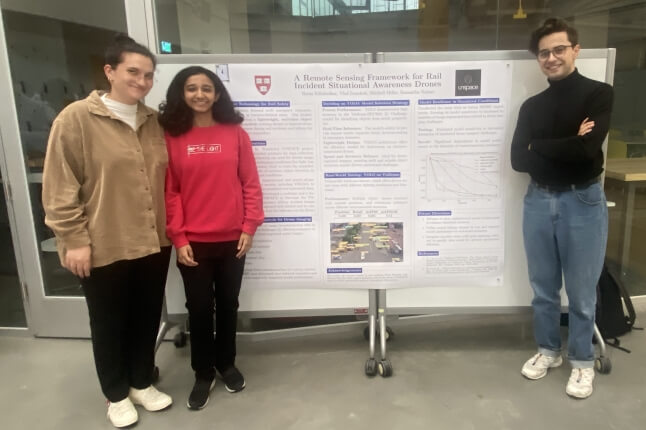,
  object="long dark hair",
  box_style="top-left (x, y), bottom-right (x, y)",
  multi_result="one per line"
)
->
top-left (158, 66), bottom-right (243, 136)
